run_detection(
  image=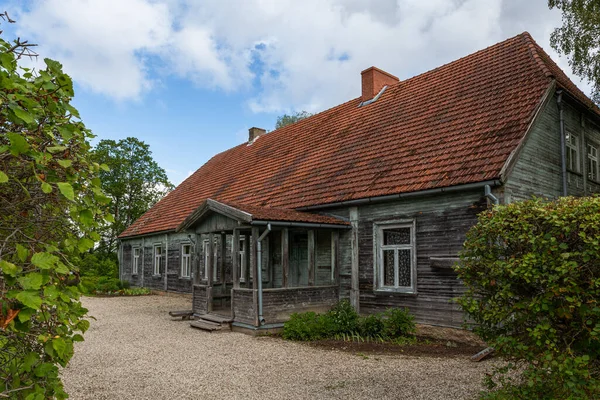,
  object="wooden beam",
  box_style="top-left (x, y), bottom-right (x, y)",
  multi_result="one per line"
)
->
top-left (207, 232), bottom-right (214, 285)
top-left (232, 229), bottom-right (240, 289)
top-left (332, 230), bottom-right (339, 285)
top-left (250, 227), bottom-right (259, 290)
top-left (193, 234), bottom-right (200, 285)
top-left (220, 233), bottom-right (226, 284)
top-left (243, 233), bottom-right (250, 285)
top-left (308, 230), bottom-right (315, 286)
top-left (282, 228), bottom-right (289, 288)
top-left (350, 207), bottom-right (360, 312)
